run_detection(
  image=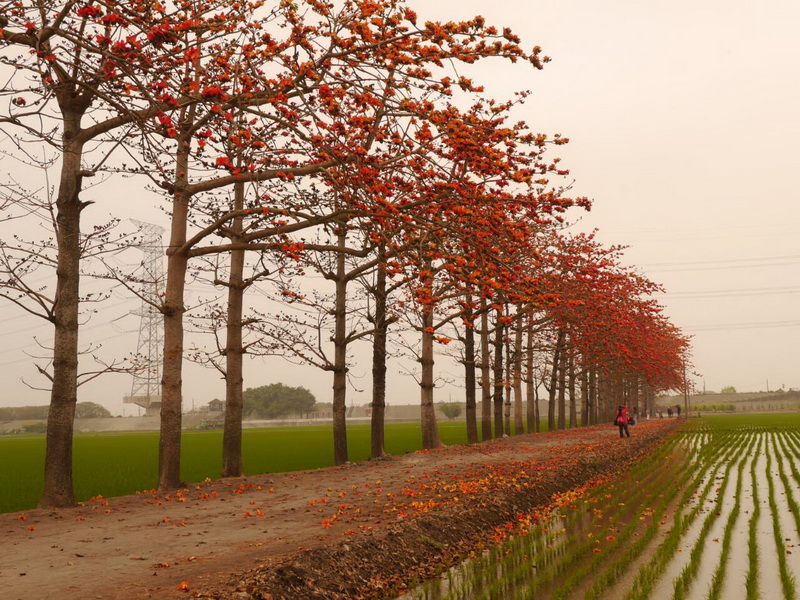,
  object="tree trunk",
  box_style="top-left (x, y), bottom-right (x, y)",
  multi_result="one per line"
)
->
top-left (492, 311), bottom-right (504, 439)
top-left (159, 137), bottom-right (192, 492)
top-left (479, 302), bottom-right (492, 441)
top-left (581, 362), bottom-right (590, 426)
top-left (370, 251), bottom-right (387, 459)
top-left (620, 374), bottom-right (628, 412)
top-left (557, 331), bottom-right (567, 430)
top-left (590, 368), bottom-right (599, 425)
top-left (603, 374), bottom-right (612, 421)
top-left (419, 307), bottom-right (440, 449)
top-left (463, 296), bottom-right (478, 444)
top-left (40, 113), bottom-right (84, 508)
top-left (503, 327), bottom-right (511, 437)
top-left (332, 227), bottom-right (349, 465)
top-left (603, 373), bottom-right (617, 422)
top-left (222, 181), bottom-right (245, 478)
top-left (621, 375), bottom-right (628, 409)
top-left (568, 348), bottom-right (576, 428)
top-left (547, 332), bottom-right (562, 432)
top-left (513, 308), bottom-right (524, 435)
top-left (525, 316), bottom-right (536, 434)
top-left (534, 373), bottom-right (541, 432)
